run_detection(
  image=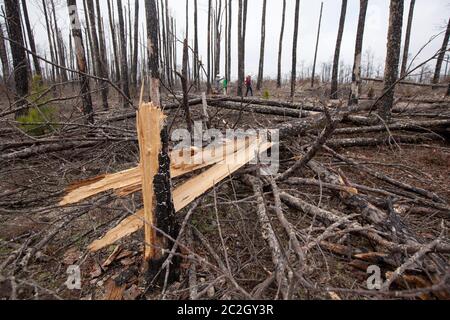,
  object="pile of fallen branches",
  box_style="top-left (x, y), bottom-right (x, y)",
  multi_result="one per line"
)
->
top-left (0, 94), bottom-right (449, 300)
